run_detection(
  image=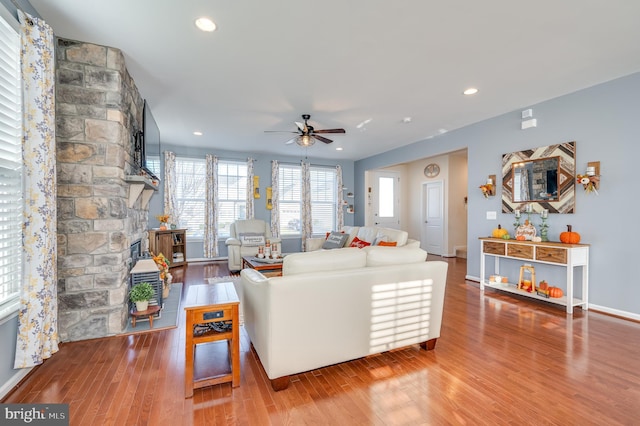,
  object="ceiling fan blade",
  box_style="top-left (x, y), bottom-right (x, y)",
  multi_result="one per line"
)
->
top-left (313, 135), bottom-right (333, 144)
top-left (312, 128), bottom-right (346, 134)
top-left (284, 137), bottom-right (297, 145)
top-left (295, 121), bottom-right (306, 132)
